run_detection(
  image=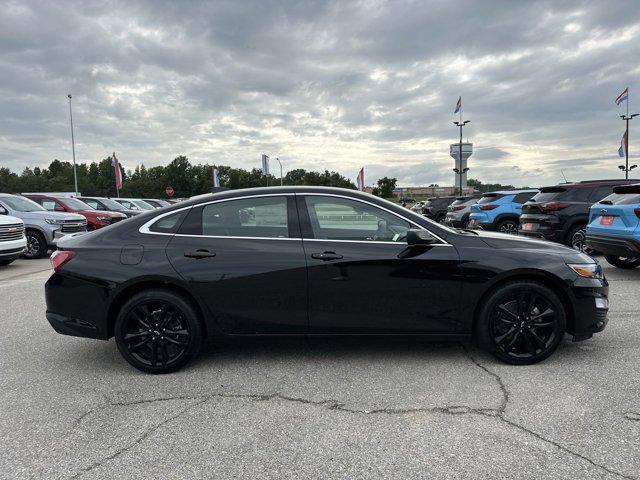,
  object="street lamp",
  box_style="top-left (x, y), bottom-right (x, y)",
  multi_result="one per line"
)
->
top-left (67, 94), bottom-right (79, 196)
top-left (274, 157), bottom-right (283, 186)
top-left (454, 120), bottom-right (470, 196)
top-left (620, 113), bottom-right (639, 179)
